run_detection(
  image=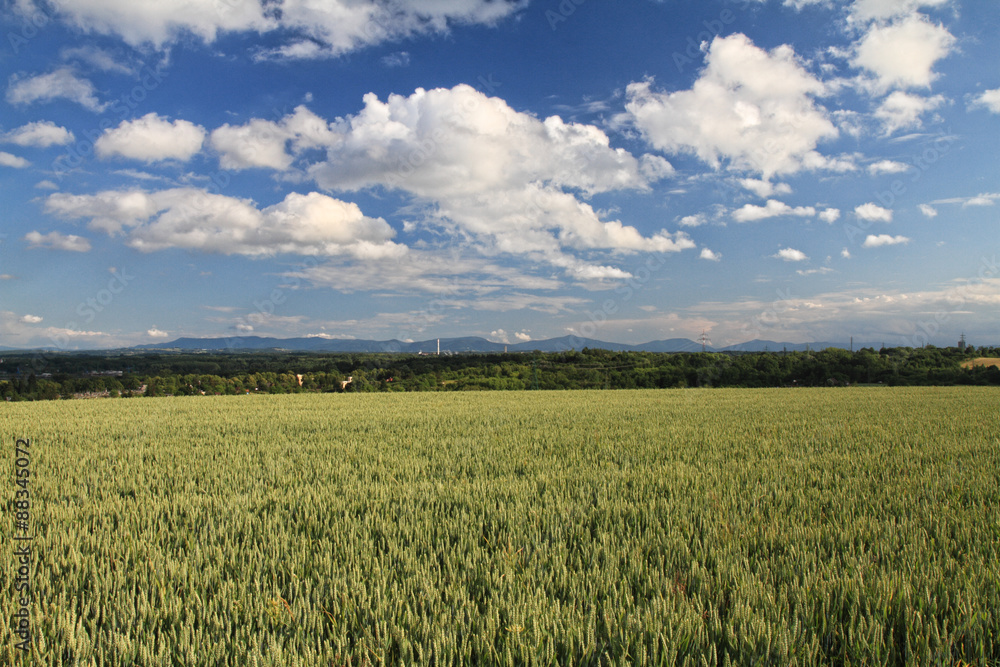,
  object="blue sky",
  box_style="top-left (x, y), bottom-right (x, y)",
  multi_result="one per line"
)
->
top-left (0, 0), bottom-right (997, 350)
